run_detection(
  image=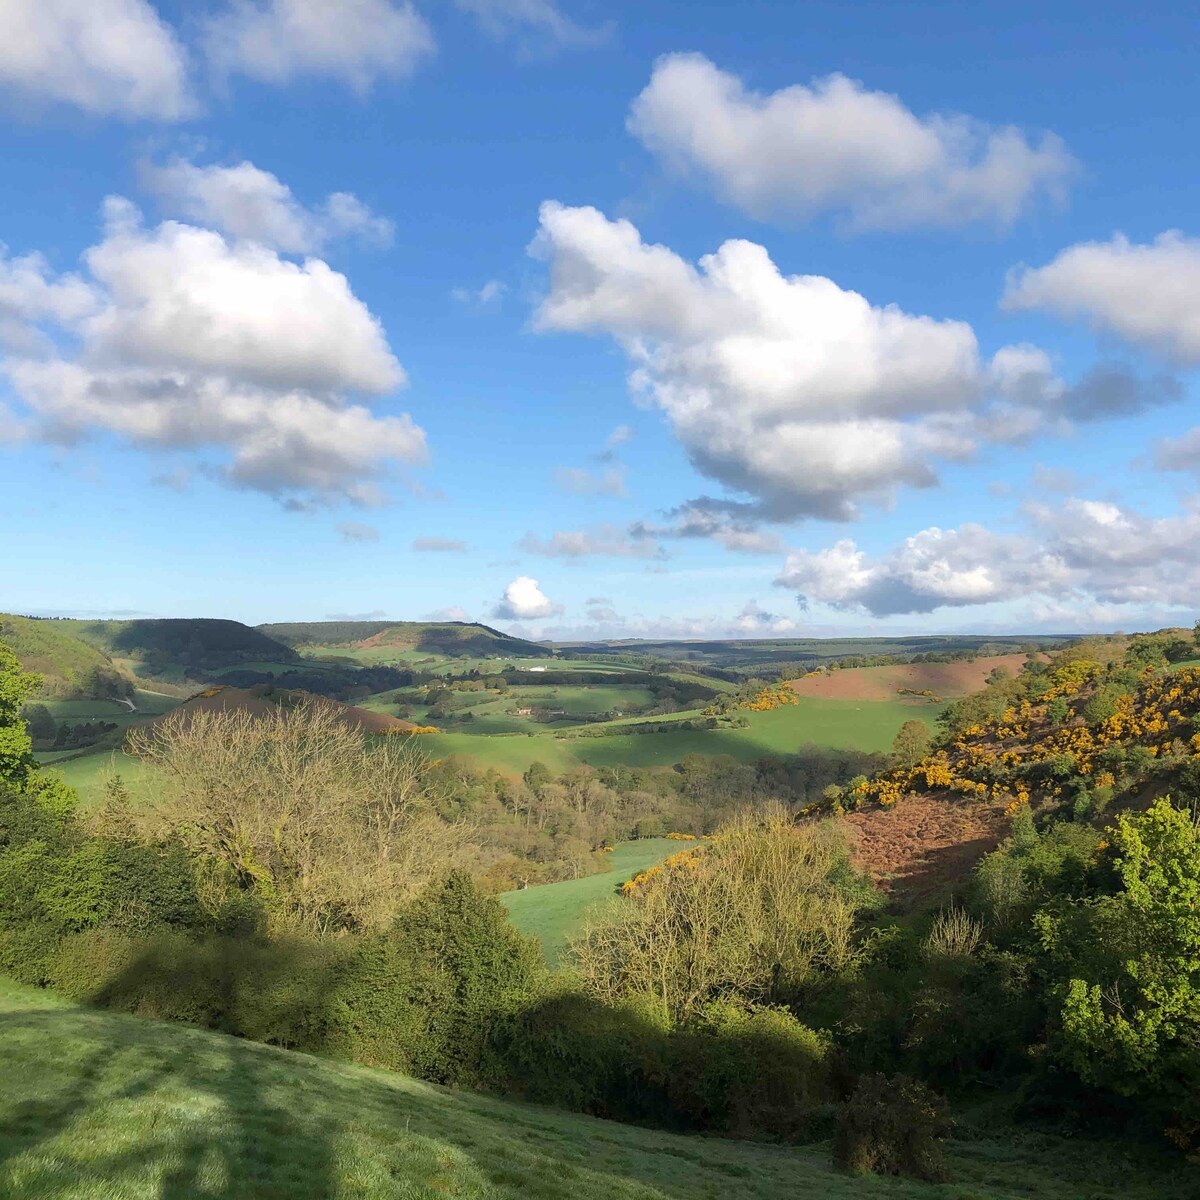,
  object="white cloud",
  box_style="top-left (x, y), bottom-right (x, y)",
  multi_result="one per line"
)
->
top-left (205, 0), bottom-right (435, 93)
top-left (1, 199), bottom-right (425, 505)
top-left (452, 279), bottom-right (506, 306)
top-left (1155, 427), bottom-right (1200, 476)
top-left (143, 158), bottom-right (393, 253)
top-left (531, 201), bottom-right (1049, 521)
top-left (776, 497), bottom-right (1200, 616)
top-left (604, 423), bottom-right (633, 450)
top-left (452, 0), bottom-right (607, 47)
top-left (426, 605), bottom-right (471, 621)
top-left (0, 248), bottom-right (97, 352)
top-left (553, 465), bottom-right (625, 496)
top-left (632, 504), bottom-right (782, 554)
top-left (338, 520), bottom-right (380, 542)
top-left (629, 53), bottom-right (1073, 231)
top-left (519, 525), bottom-right (663, 559)
top-left (0, 0), bottom-right (193, 120)
top-left (412, 536), bottom-right (468, 552)
top-left (1004, 232), bottom-right (1200, 364)
top-left (493, 575), bottom-right (562, 619)
top-left (82, 198), bottom-right (403, 394)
